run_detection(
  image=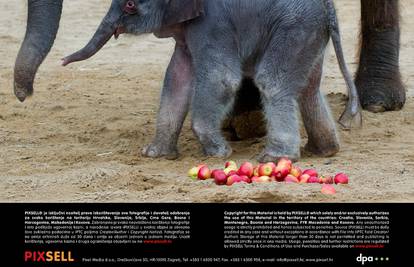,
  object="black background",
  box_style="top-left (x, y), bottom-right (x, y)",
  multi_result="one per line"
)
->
top-left (1, 203), bottom-right (411, 266)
